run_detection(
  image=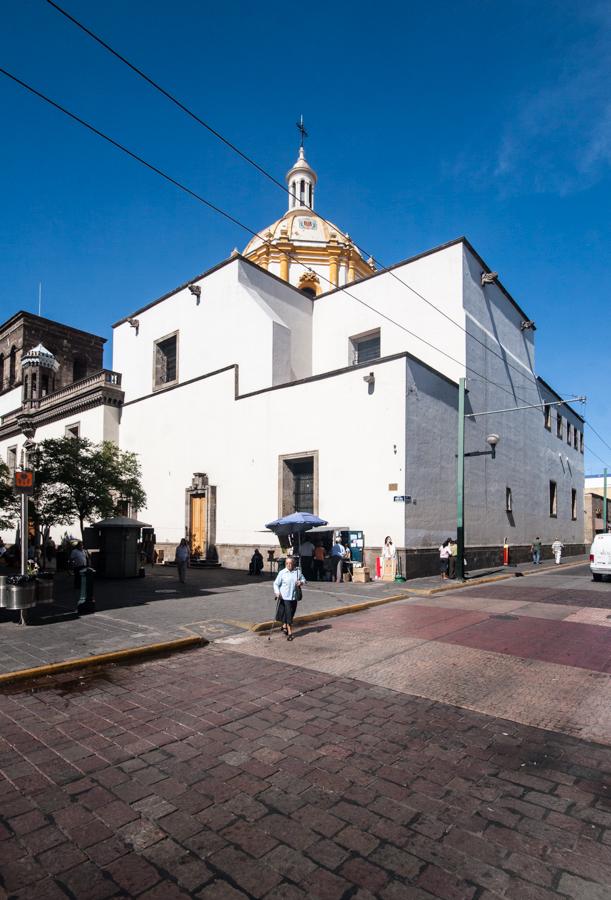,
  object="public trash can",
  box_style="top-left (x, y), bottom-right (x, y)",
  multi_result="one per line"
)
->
top-left (0, 574), bottom-right (8, 608)
top-left (76, 567), bottom-right (96, 614)
top-left (4, 574), bottom-right (37, 610)
top-left (35, 571), bottom-right (55, 605)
